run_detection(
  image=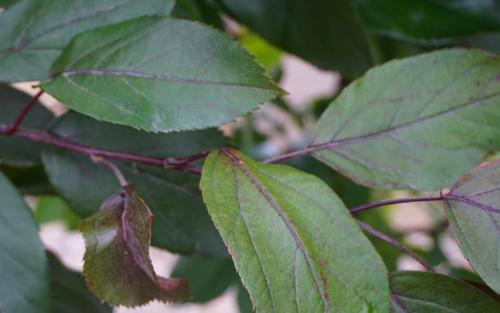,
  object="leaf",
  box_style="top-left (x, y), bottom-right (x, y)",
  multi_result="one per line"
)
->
top-left (35, 196), bottom-right (80, 230)
top-left (444, 159), bottom-right (500, 293)
top-left (0, 171), bottom-right (50, 313)
top-left (312, 49), bottom-right (500, 191)
top-left (0, 163), bottom-right (54, 195)
top-left (0, 84), bottom-right (54, 166)
top-left (171, 256), bottom-right (238, 303)
top-left (0, 0), bottom-right (174, 82)
top-left (352, 0), bottom-right (500, 42)
top-left (41, 111), bottom-right (227, 256)
top-left (200, 149), bottom-right (390, 313)
top-left (390, 271), bottom-right (500, 313)
top-left (80, 186), bottom-right (189, 307)
top-left (41, 16), bottom-right (281, 133)
top-left (217, 0), bottom-right (372, 77)
top-left (48, 253), bottom-right (112, 313)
